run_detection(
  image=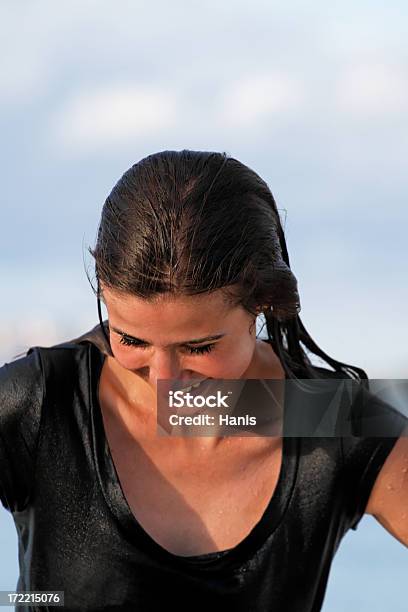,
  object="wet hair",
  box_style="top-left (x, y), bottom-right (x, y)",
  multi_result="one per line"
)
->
top-left (87, 149), bottom-right (367, 382)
